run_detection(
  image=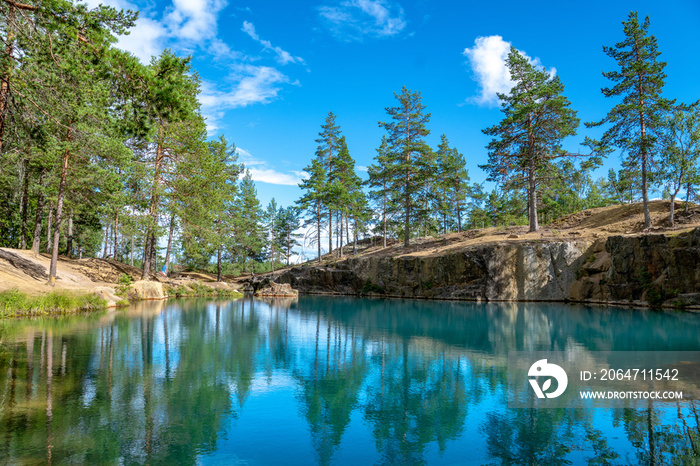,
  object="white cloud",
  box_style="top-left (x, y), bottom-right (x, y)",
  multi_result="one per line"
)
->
top-left (199, 65), bottom-right (288, 134)
top-left (318, 0), bottom-right (406, 41)
top-left (117, 17), bottom-right (168, 63)
top-left (235, 148), bottom-right (307, 186)
top-left (165, 0), bottom-right (227, 42)
top-left (248, 168), bottom-right (307, 186)
top-left (242, 21), bottom-right (304, 65)
top-left (199, 65), bottom-right (289, 125)
top-left (463, 35), bottom-right (556, 106)
top-left (84, 0), bottom-right (233, 63)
